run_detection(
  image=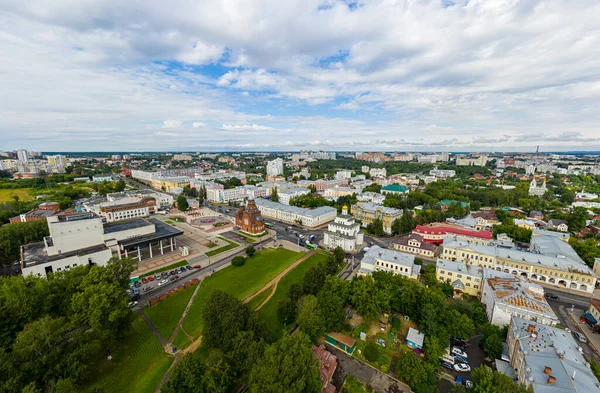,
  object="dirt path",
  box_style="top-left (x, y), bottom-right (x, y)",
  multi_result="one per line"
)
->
top-left (167, 283), bottom-right (202, 345)
top-left (242, 250), bottom-right (316, 305)
top-left (183, 336), bottom-right (203, 354)
top-left (138, 309), bottom-right (168, 347)
top-left (255, 285), bottom-right (275, 310)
